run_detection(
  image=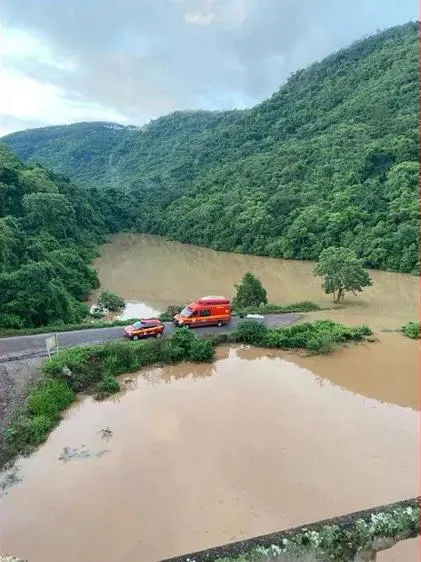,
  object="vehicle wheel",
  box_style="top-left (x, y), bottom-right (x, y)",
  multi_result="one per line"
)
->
top-left (132, 335), bottom-right (139, 341)
top-left (217, 321), bottom-right (223, 327)
top-left (155, 332), bottom-right (163, 338)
